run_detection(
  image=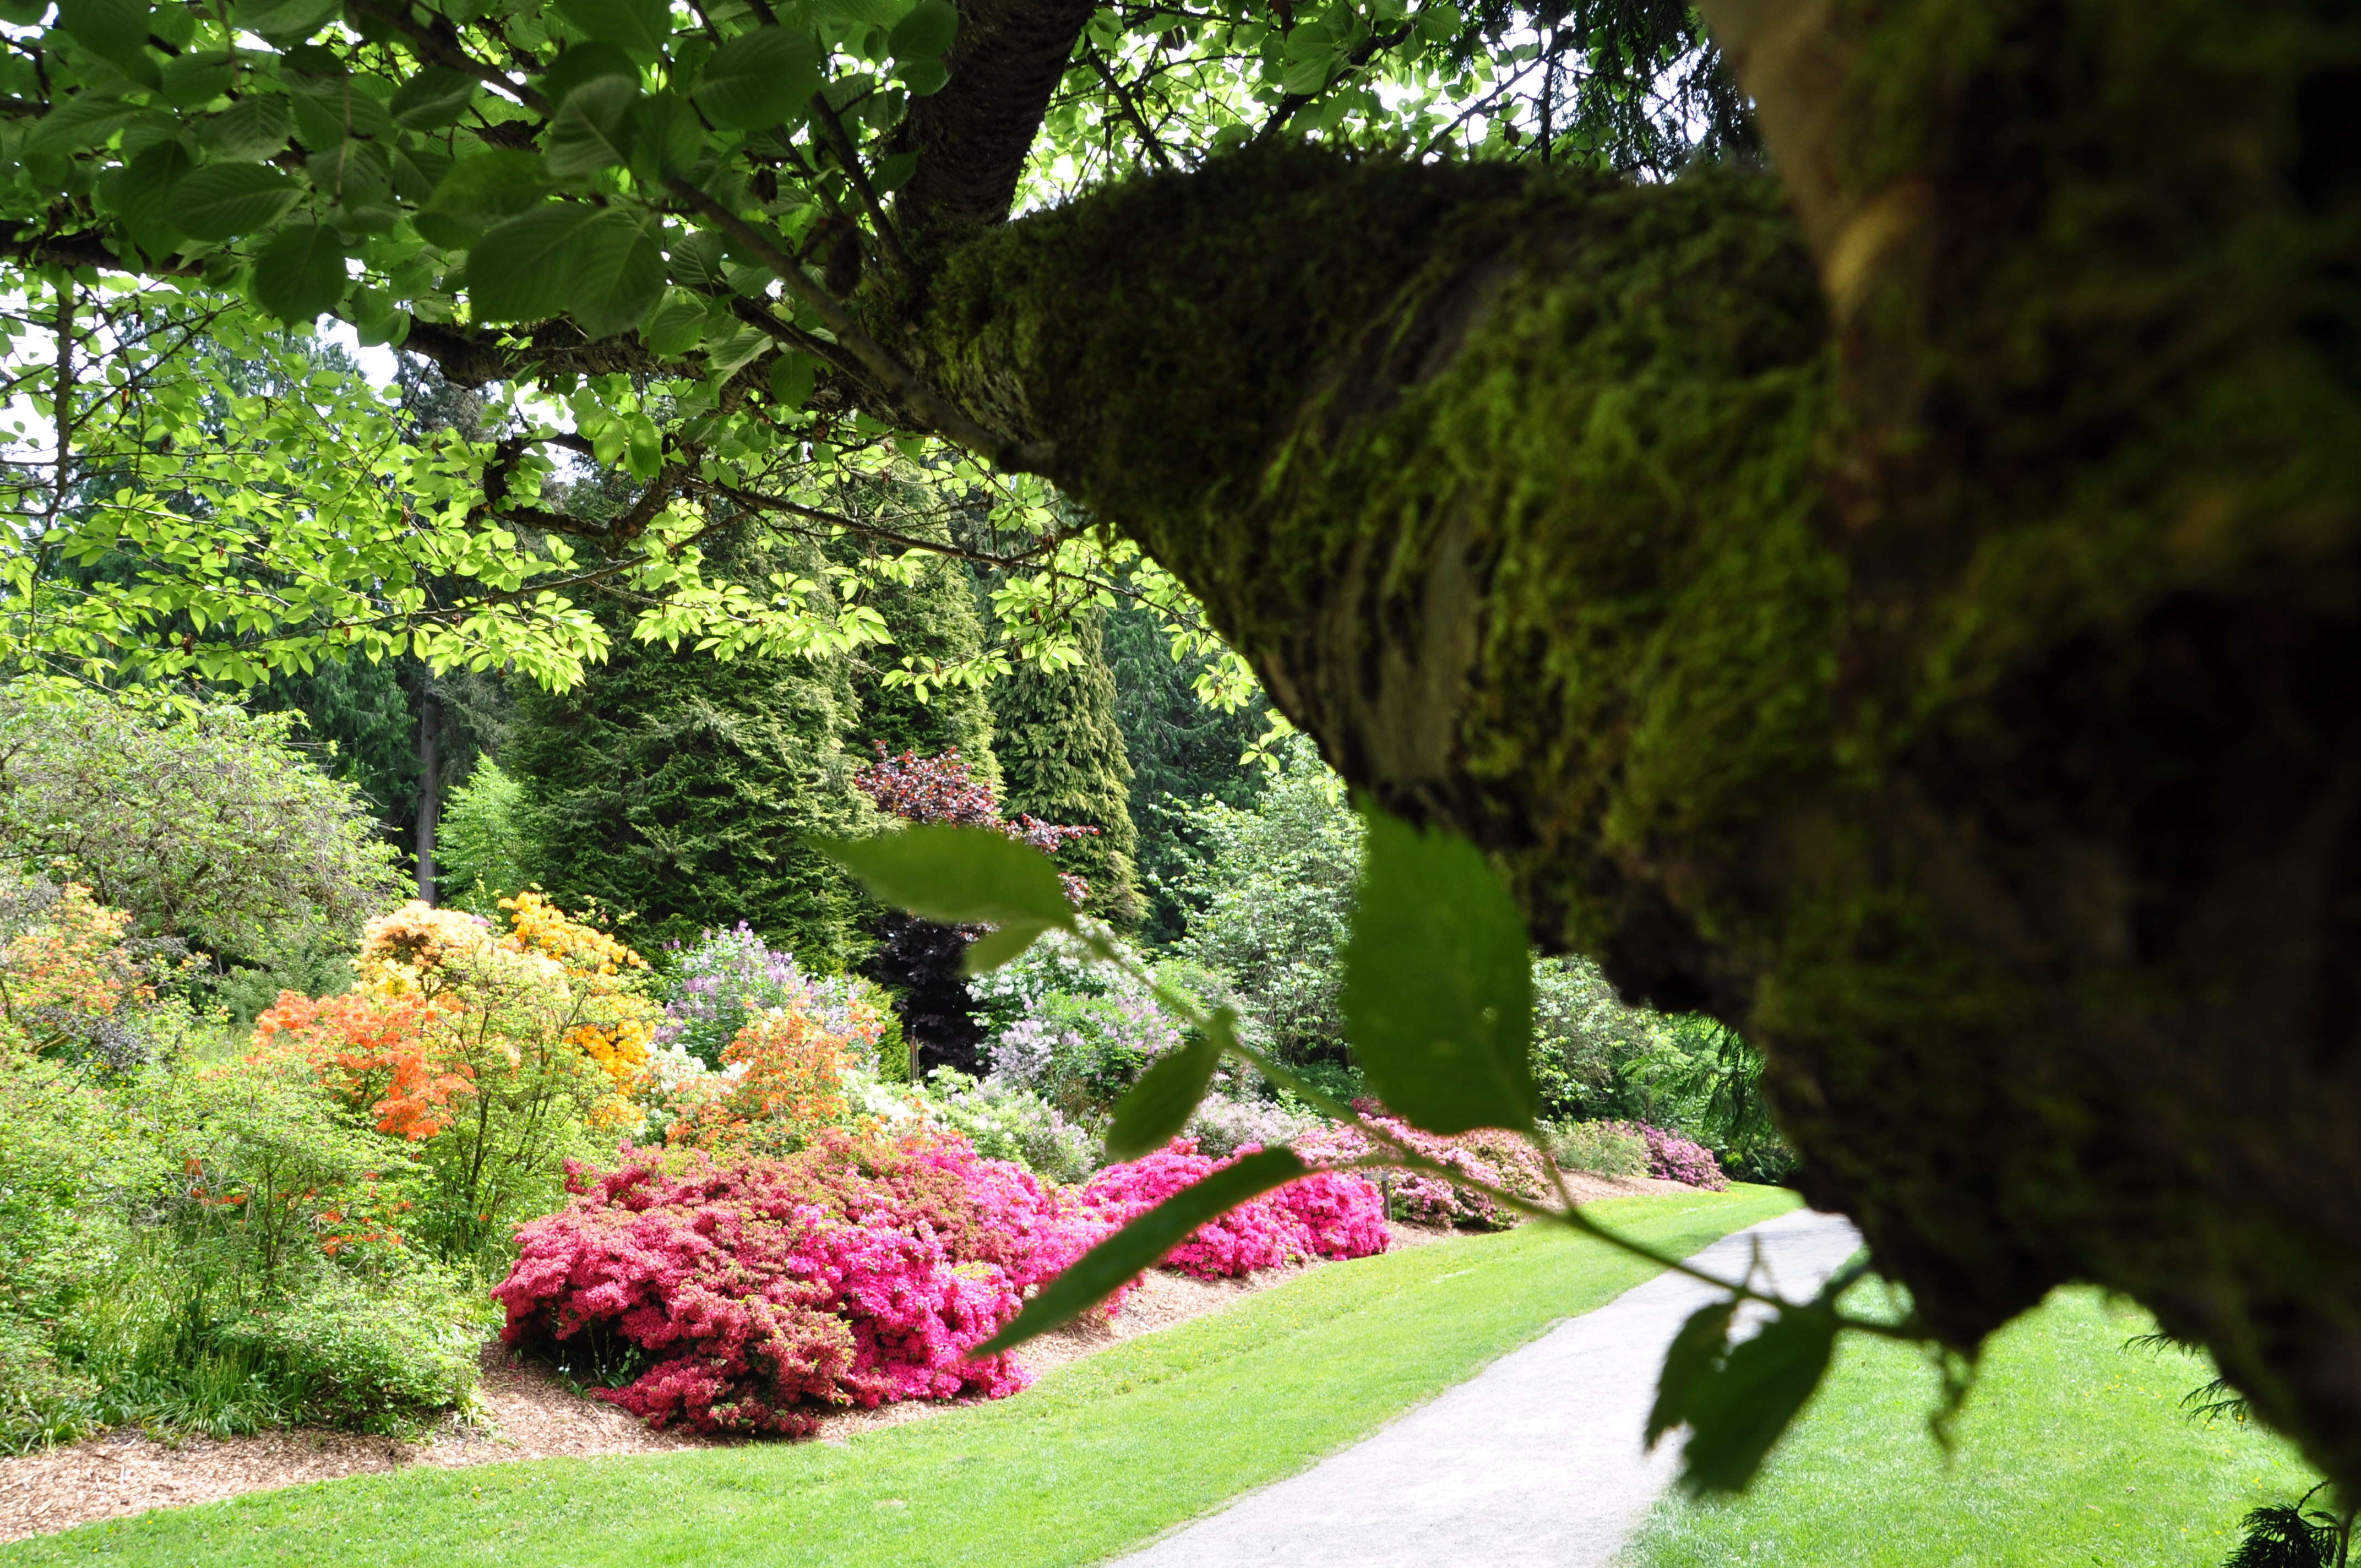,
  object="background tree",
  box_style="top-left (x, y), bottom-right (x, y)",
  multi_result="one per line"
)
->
top-left (0, 683), bottom-right (404, 969)
top-left (1106, 603), bottom-right (1271, 946)
top-left (503, 541), bottom-right (873, 962)
top-left (988, 612), bottom-right (1141, 927)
